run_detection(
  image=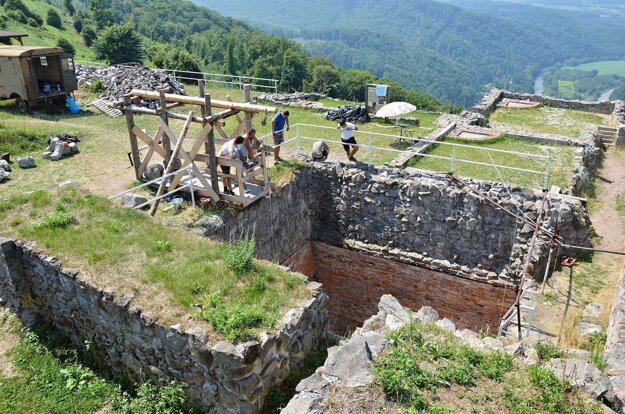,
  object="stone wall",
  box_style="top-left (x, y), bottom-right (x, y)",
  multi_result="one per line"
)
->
top-left (605, 265), bottom-right (625, 401)
top-left (500, 90), bottom-right (616, 114)
top-left (285, 241), bottom-right (516, 334)
top-left (615, 101), bottom-right (625, 146)
top-left (0, 238), bottom-right (329, 414)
